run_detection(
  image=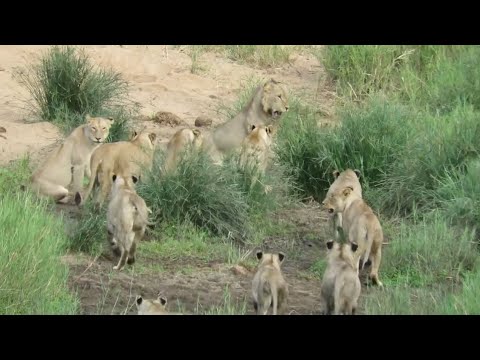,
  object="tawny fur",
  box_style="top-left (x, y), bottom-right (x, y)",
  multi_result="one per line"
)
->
top-left (79, 130), bottom-right (157, 206)
top-left (323, 186), bottom-right (384, 287)
top-left (251, 251), bottom-right (289, 315)
top-left (163, 127), bottom-right (203, 174)
top-left (239, 124), bottom-right (275, 193)
top-left (106, 174), bottom-right (152, 271)
top-left (320, 241), bottom-right (361, 315)
top-left (202, 79), bottom-right (288, 165)
top-left (322, 169), bottom-right (362, 241)
top-left (135, 295), bottom-right (183, 315)
top-left (30, 114), bottom-right (113, 204)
